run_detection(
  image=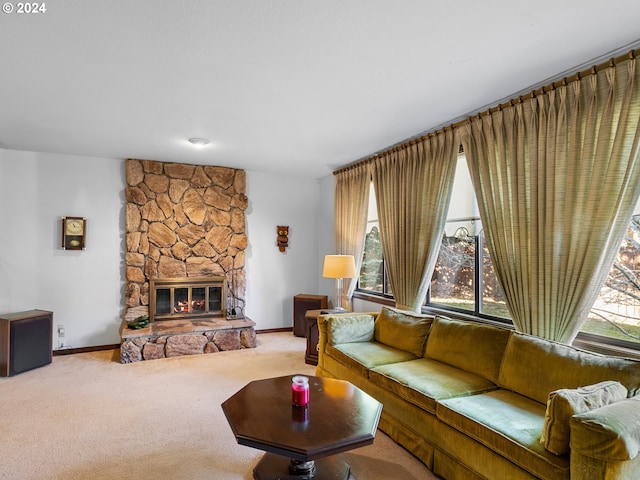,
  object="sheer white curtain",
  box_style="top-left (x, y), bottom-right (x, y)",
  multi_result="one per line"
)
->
top-left (334, 163), bottom-right (371, 310)
top-left (371, 130), bottom-right (458, 312)
top-left (461, 57), bottom-right (640, 343)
